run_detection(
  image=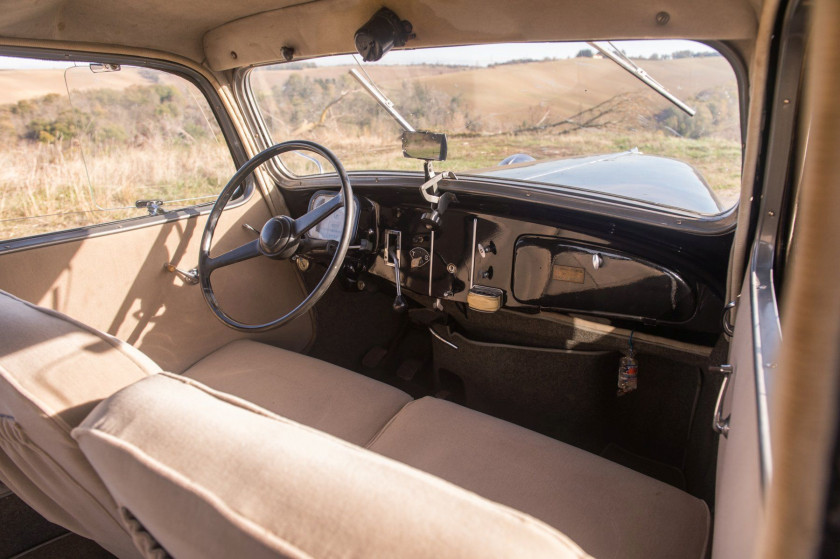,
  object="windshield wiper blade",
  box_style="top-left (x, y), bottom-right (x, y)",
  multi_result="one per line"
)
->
top-left (587, 41), bottom-right (696, 117)
top-left (349, 68), bottom-right (416, 132)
